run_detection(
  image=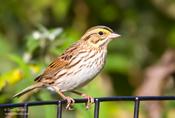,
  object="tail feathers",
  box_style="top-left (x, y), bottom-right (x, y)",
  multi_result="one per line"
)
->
top-left (13, 83), bottom-right (44, 98)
